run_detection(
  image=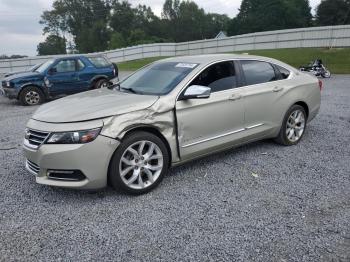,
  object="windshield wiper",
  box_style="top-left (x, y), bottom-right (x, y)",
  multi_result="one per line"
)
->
top-left (120, 87), bottom-right (138, 94)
